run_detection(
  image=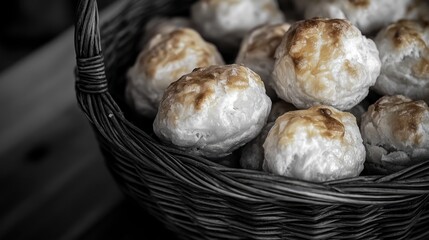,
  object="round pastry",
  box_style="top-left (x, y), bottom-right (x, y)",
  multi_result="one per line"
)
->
top-left (140, 17), bottom-right (193, 48)
top-left (190, 0), bottom-right (285, 48)
top-left (235, 23), bottom-right (291, 99)
top-left (360, 95), bottom-right (429, 174)
top-left (126, 28), bottom-right (224, 117)
top-left (373, 20), bottom-right (429, 102)
top-left (263, 105), bottom-right (365, 182)
top-left (272, 18), bottom-right (381, 110)
top-left (303, 0), bottom-right (411, 34)
top-left (153, 64), bottom-right (272, 158)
